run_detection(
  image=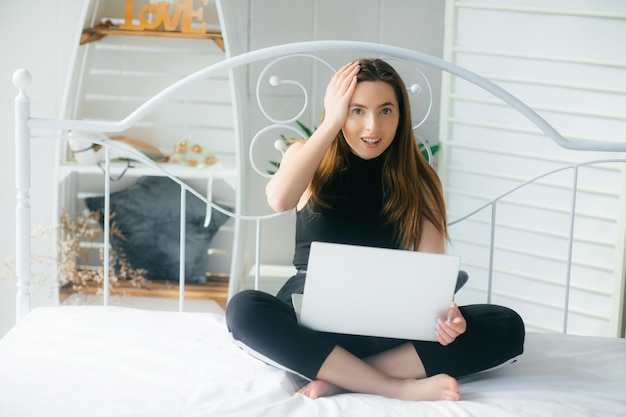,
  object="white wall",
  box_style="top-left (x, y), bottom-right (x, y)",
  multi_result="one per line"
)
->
top-left (440, 0), bottom-right (626, 337)
top-left (0, 0), bottom-right (84, 337)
